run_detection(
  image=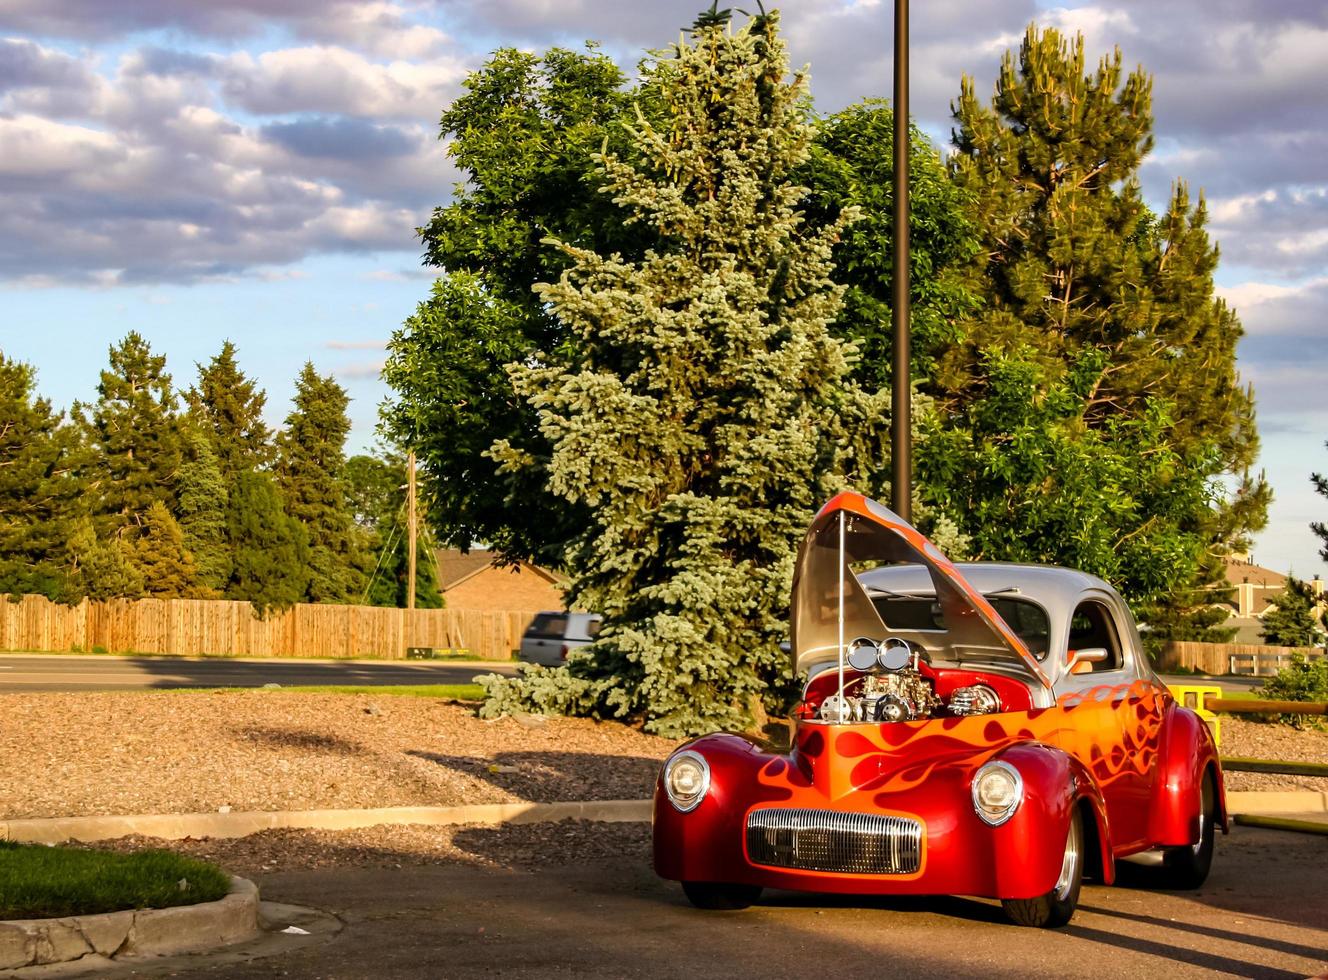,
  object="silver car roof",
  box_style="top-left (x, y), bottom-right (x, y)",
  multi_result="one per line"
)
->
top-left (857, 562), bottom-right (1113, 620)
